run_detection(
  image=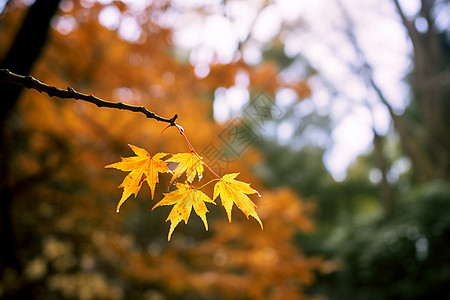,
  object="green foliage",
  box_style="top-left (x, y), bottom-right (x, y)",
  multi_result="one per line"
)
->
top-left (254, 139), bottom-right (380, 228)
top-left (254, 141), bottom-right (331, 196)
top-left (323, 181), bottom-right (450, 300)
